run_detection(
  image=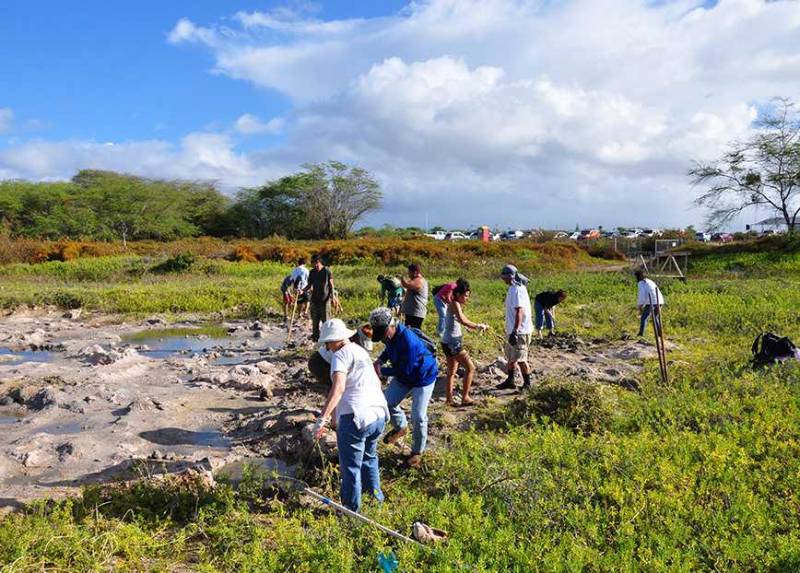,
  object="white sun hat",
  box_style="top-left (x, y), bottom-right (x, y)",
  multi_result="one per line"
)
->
top-left (318, 319), bottom-right (356, 343)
